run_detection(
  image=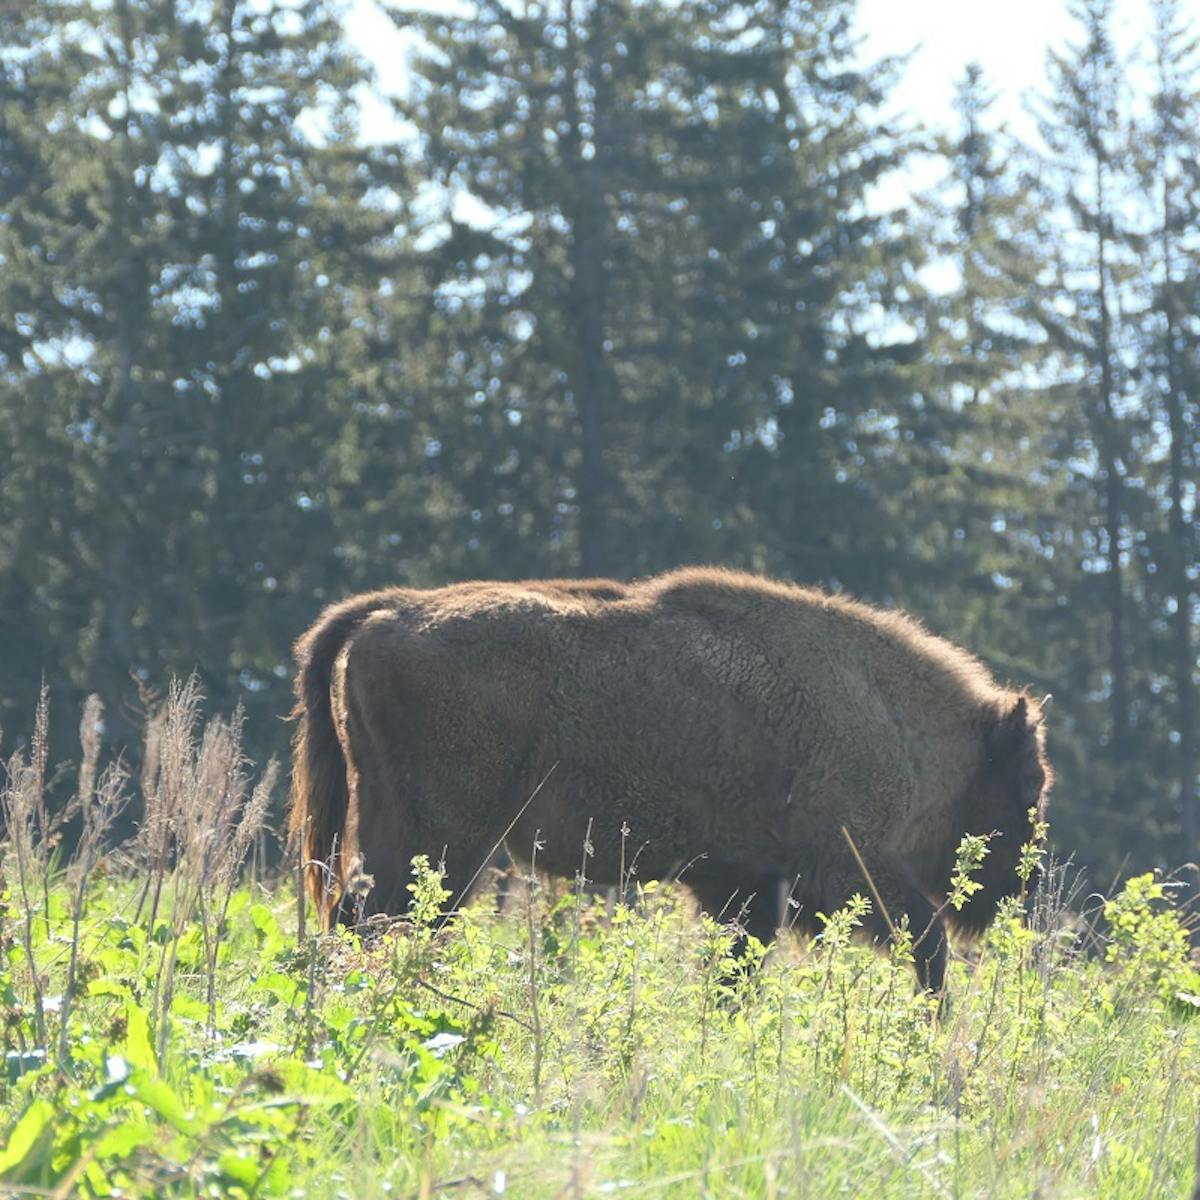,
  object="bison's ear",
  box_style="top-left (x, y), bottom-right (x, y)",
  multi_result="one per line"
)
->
top-left (987, 697), bottom-right (1034, 759)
